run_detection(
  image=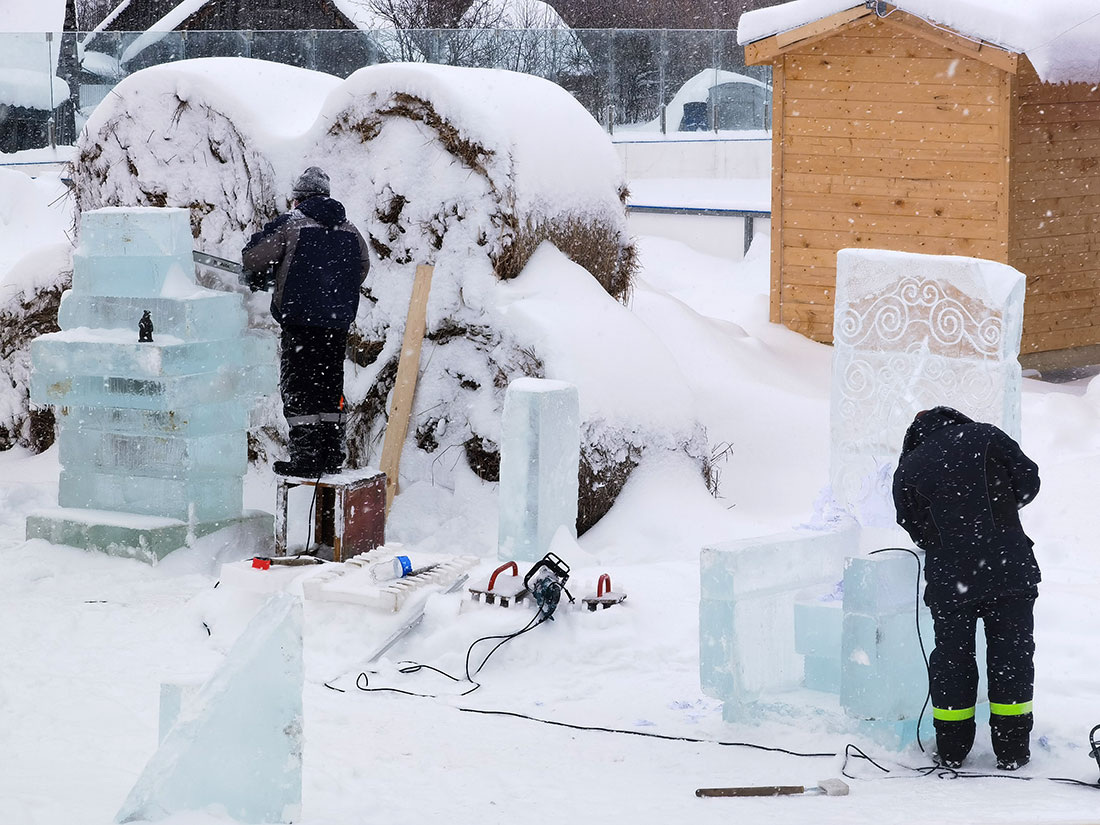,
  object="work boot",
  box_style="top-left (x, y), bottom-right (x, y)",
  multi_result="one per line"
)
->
top-left (274, 424), bottom-right (324, 477)
top-left (992, 713), bottom-right (1032, 771)
top-left (319, 421), bottom-right (345, 475)
top-left (934, 718), bottom-right (976, 769)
